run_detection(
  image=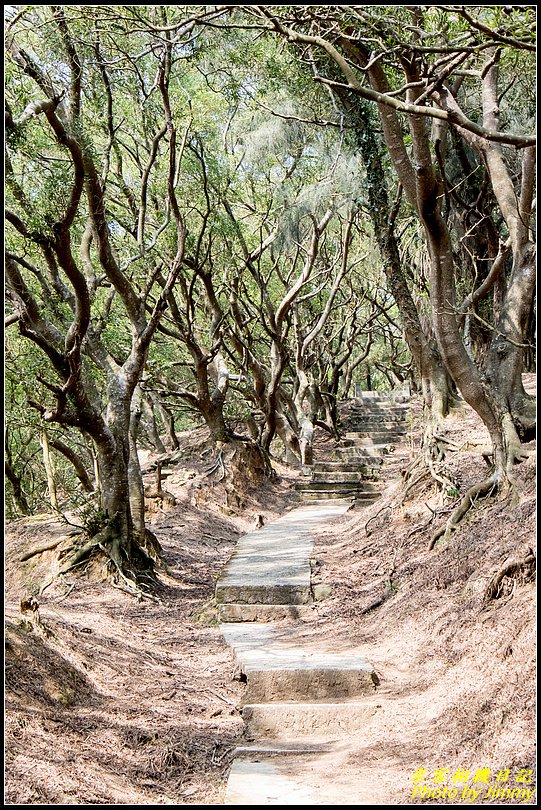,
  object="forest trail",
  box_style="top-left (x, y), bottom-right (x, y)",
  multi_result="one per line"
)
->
top-left (5, 380), bottom-right (535, 805)
top-left (217, 394), bottom-right (409, 805)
